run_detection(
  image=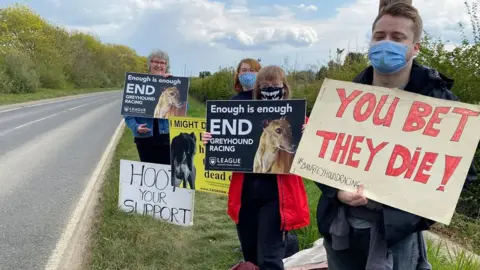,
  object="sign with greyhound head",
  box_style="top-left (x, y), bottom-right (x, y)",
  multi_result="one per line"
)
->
top-left (169, 116), bottom-right (232, 196)
top-left (120, 72), bottom-right (190, 119)
top-left (205, 99), bottom-right (306, 174)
